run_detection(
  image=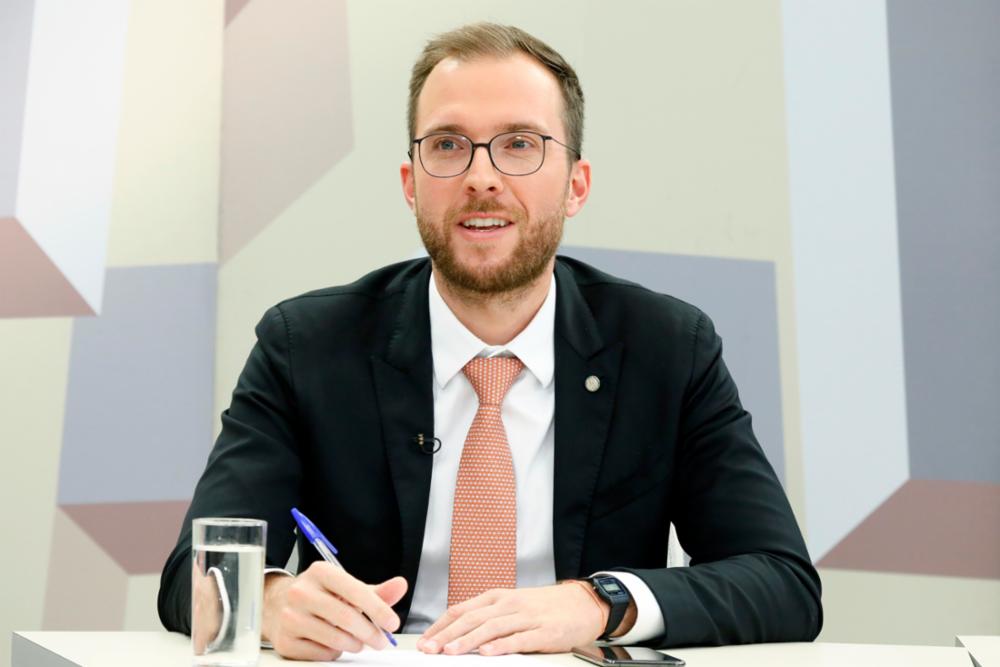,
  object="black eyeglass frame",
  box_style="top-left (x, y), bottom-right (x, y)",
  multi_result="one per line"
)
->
top-left (408, 130), bottom-right (582, 178)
